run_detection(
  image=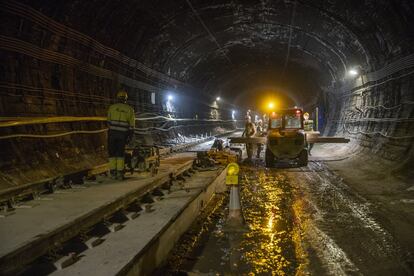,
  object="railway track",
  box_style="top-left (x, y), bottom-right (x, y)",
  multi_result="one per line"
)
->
top-left (0, 136), bottom-right (214, 213)
top-left (0, 134), bottom-right (235, 275)
top-left (160, 160), bottom-right (412, 275)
